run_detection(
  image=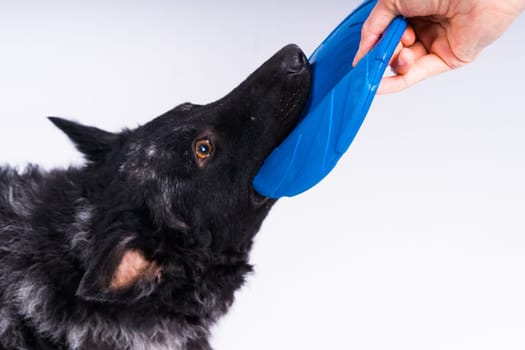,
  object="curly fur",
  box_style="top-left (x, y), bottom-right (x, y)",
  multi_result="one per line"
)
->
top-left (0, 44), bottom-right (310, 350)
